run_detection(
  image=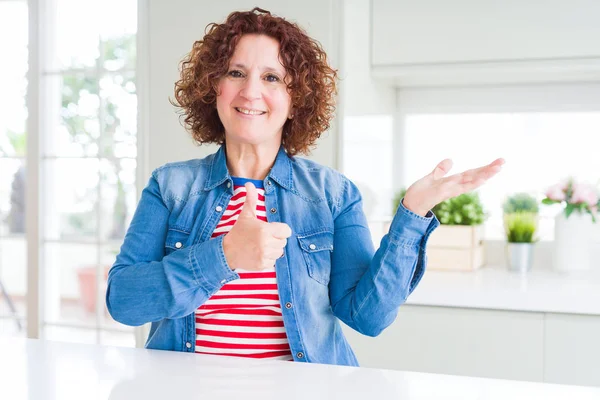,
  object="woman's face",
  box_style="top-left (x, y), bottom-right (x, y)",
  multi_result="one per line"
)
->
top-left (217, 34), bottom-right (292, 149)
